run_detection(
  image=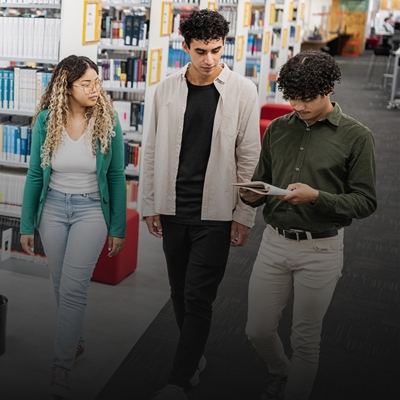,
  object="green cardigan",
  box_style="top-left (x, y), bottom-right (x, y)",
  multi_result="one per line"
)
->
top-left (20, 110), bottom-right (127, 238)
